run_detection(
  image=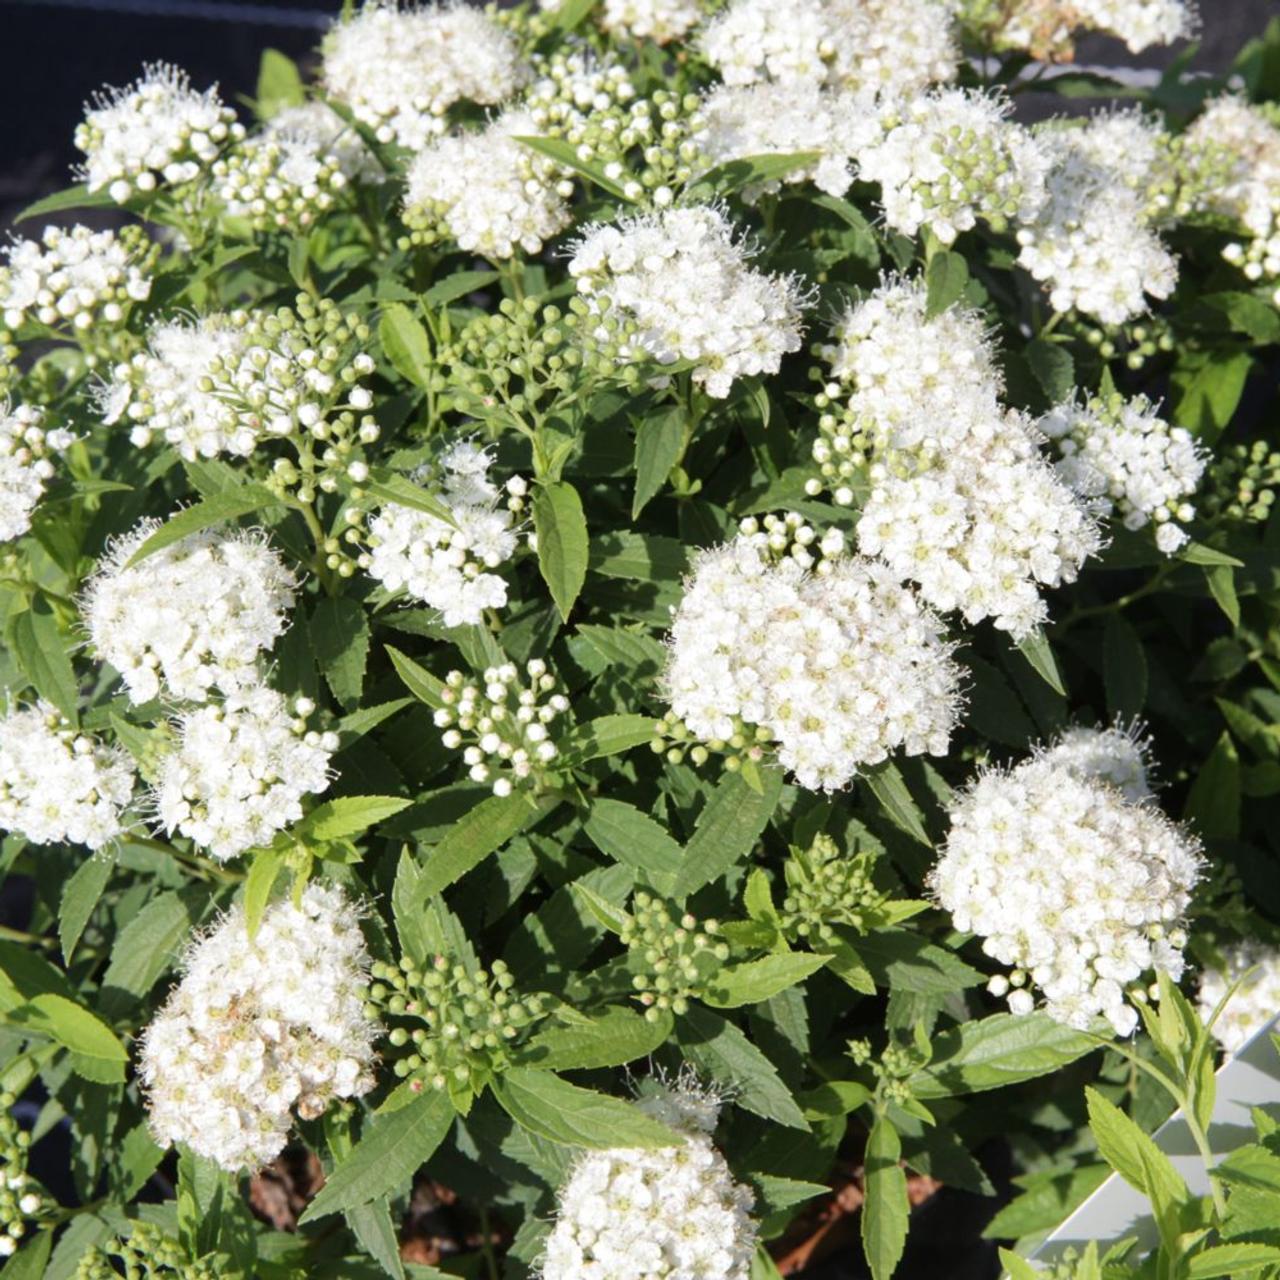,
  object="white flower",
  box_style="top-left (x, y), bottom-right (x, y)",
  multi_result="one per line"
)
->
top-left (856, 89), bottom-right (1049, 245)
top-left (600, 0), bottom-right (701, 42)
top-left (322, 1), bottom-right (527, 151)
top-left (139, 882), bottom-right (378, 1172)
top-left (664, 530), bottom-right (962, 791)
top-left (1073, 0), bottom-right (1197, 52)
top-left (1197, 941), bottom-right (1280, 1056)
top-left (0, 702), bottom-right (134, 850)
top-left (153, 685), bottom-right (337, 860)
top-left (542, 1077), bottom-right (757, 1280)
top-left (700, 0), bottom-right (959, 102)
top-left (0, 224), bottom-right (153, 335)
top-left (403, 109), bottom-right (572, 260)
top-left (1041, 394), bottom-right (1206, 554)
top-left (1041, 723), bottom-right (1152, 804)
top-left (82, 521), bottom-right (298, 705)
top-left (0, 404), bottom-right (74, 543)
top-left (962, 0), bottom-right (1196, 57)
top-left (366, 441), bottom-right (522, 626)
top-left (74, 63), bottom-right (244, 202)
top-left (569, 205), bottom-right (807, 398)
top-left (931, 732), bottom-right (1202, 1037)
